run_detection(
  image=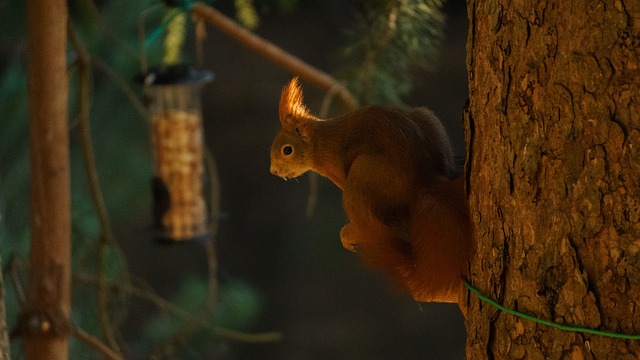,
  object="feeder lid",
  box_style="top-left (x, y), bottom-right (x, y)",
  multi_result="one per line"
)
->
top-left (139, 64), bottom-right (214, 86)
